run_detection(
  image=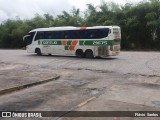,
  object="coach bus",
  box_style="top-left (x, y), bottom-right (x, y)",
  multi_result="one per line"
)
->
top-left (23, 26), bottom-right (121, 58)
